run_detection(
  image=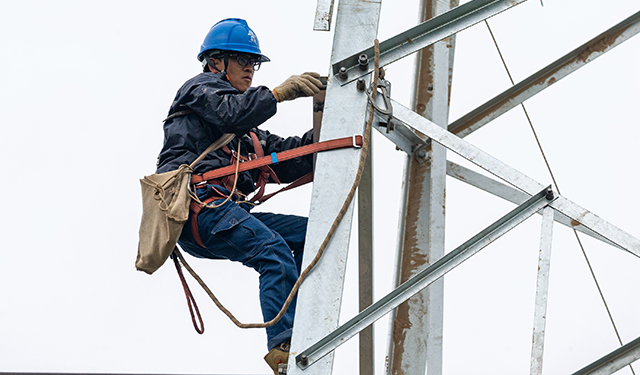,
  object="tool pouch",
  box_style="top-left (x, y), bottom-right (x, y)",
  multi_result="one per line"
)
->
top-left (136, 164), bottom-right (193, 274)
top-left (135, 130), bottom-right (235, 274)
